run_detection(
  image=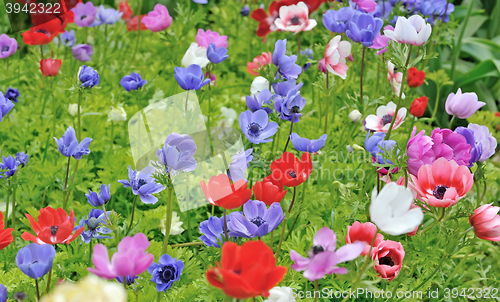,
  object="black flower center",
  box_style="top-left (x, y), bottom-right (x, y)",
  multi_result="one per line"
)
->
top-left (290, 16), bottom-right (300, 25)
top-left (290, 106), bottom-right (301, 114)
top-left (247, 122), bottom-right (263, 137)
top-left (287, 170), bottom-right (297, 178)
top-left (312, 245), bottom-right (324, 255)
top-left (379, 256), bottom-right (395, 266)
top-left (432, 185), bottom-right (448, 200)
top-left (1, 46), bottom-right (9, 53)
top-left (381, 114), bottom-right (393, 126)
top-left (137, 179), bottom-right (147, 187)
top-left (250, 216), bottom-right (266, 227)
top-left (159, 265), bottom-right (176, 283)
top-left (81, 15), bottom-right (87, 20)
top-left (87, 217), bottom-right (100, 231)
top-left (50, 225), bottom-right (59, 236)
top-left (34, 29), bottom-right (50, 37)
